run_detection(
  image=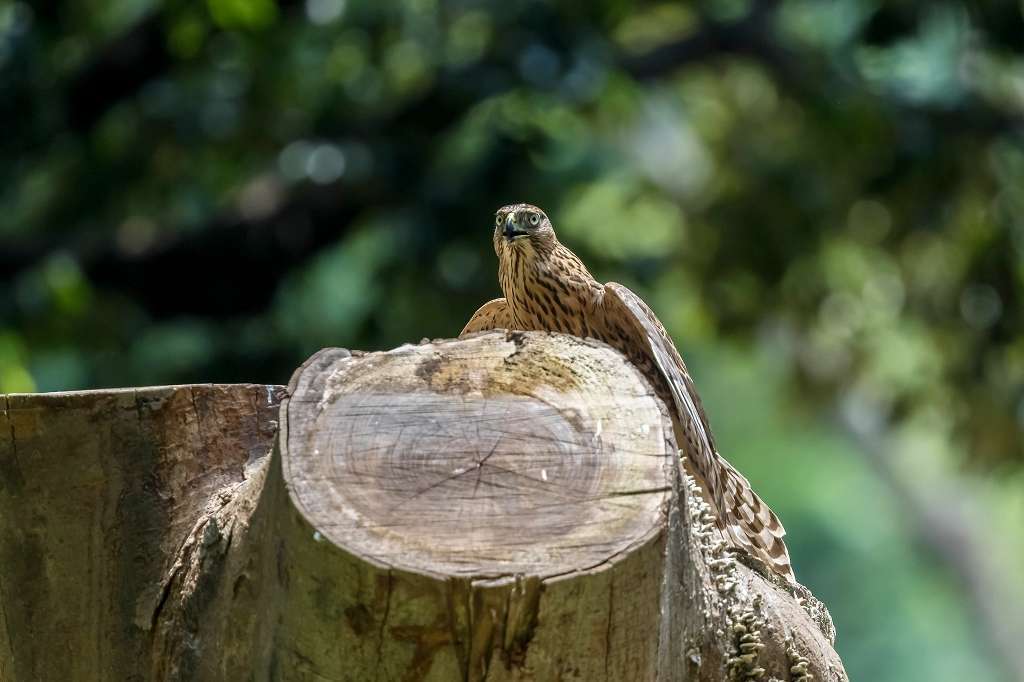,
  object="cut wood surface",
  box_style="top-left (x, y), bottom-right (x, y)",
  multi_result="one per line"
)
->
top-left (284, 332), bottom-right (673, 577)
top-left (0, 331), bottom-right (846, 681)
